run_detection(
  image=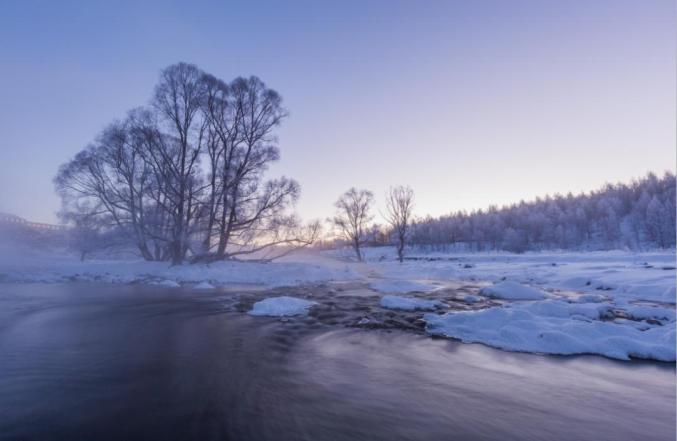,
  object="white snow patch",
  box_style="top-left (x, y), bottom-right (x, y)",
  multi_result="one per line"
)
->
top-left (380, 295), bottom-right (443, 311)
top-left (480, 281), bottom-right (546, 300)
top-left (0, 251), bottom-right (361, 288)
top-left (575, 294), bottom-right (606, 303)
top-left (424, 300), bottom-right (675, 362)
top-left (623, 305), bottom-right (676, 322)
top-left (248, 296), bottom-right (317, 317)
top-left (370, 280), bottom-right (438, 294)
